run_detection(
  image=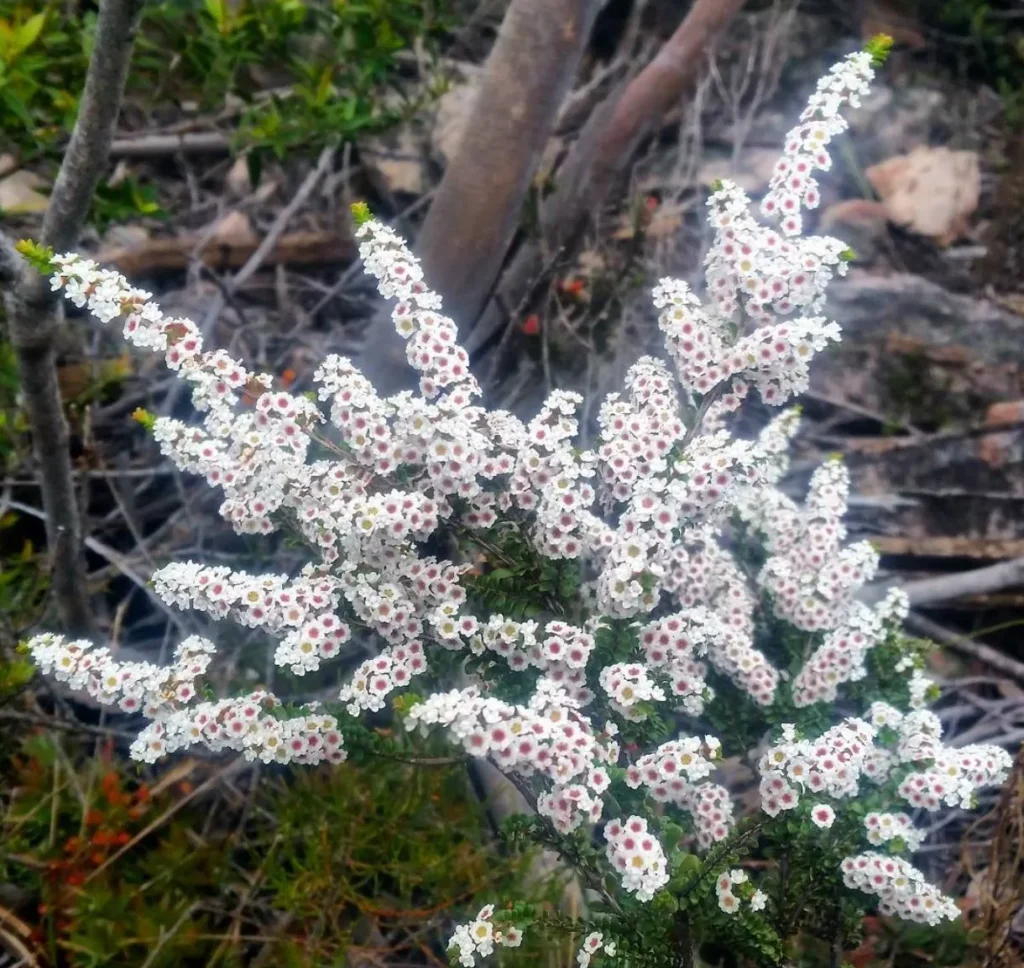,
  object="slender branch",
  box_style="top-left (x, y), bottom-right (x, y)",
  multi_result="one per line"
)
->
top-left (679, 384), bottom-right (724, 451)
top-left (905, 612), bottom-right (1024, 684)
top-left (3, 0), bottom-right (145, 636)
top-left (39, 0), bottom-right (147, 259)
top-left (0, 232), bottom-right (21, 285)
top-left (828, 903), bottom-right (844, 968)
top-left (416, 0), bottom-right (603, 327)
